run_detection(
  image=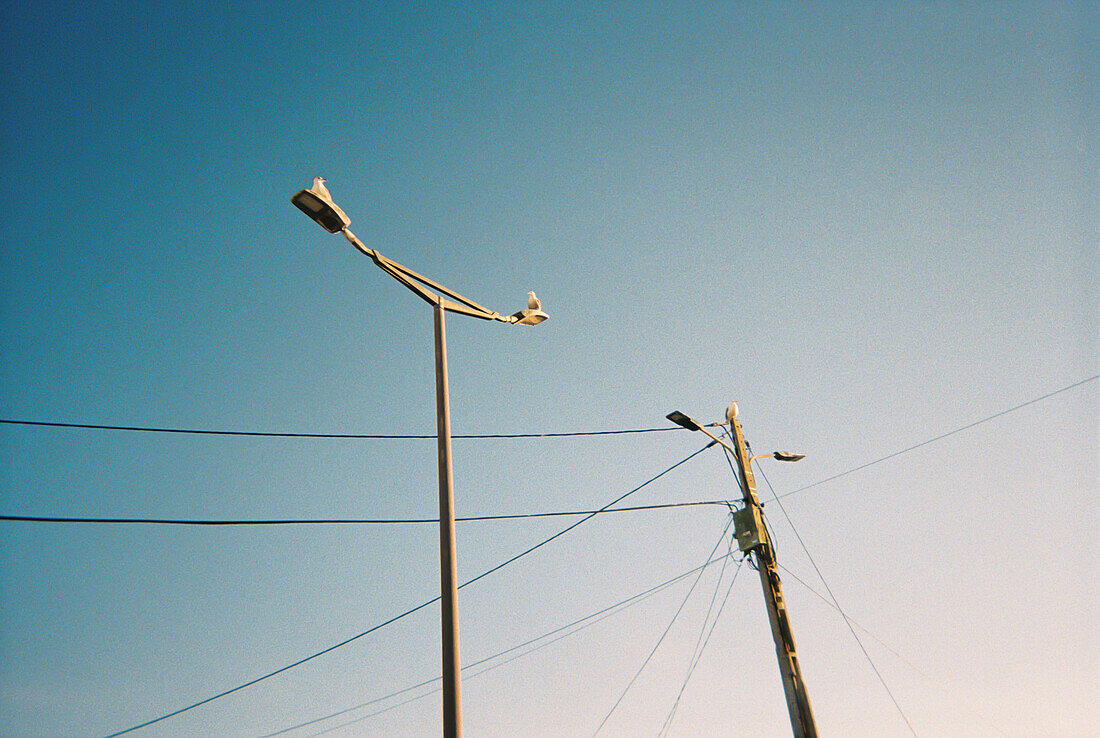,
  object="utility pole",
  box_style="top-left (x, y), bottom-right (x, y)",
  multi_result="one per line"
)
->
top-left (726, 402), bottom-right (818, 738)
top-left (666, 403), bottom-right (817, 738)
